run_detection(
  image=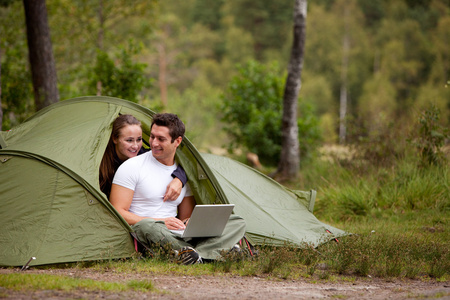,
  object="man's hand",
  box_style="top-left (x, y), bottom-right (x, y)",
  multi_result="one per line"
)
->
top-left (163, 178), bottom-right (183, 202)
top-left (163, 217), bottom-right (186, 230)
